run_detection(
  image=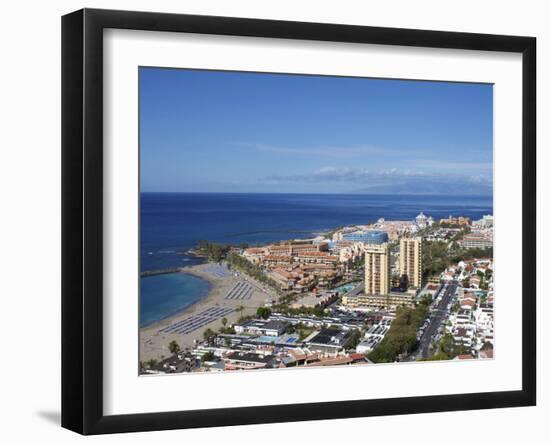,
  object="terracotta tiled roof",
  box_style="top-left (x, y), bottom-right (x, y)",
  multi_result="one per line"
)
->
top-left (244, 247), bottom-right (266, 254)
top-left (307, 356), bottom-right (353, 367)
